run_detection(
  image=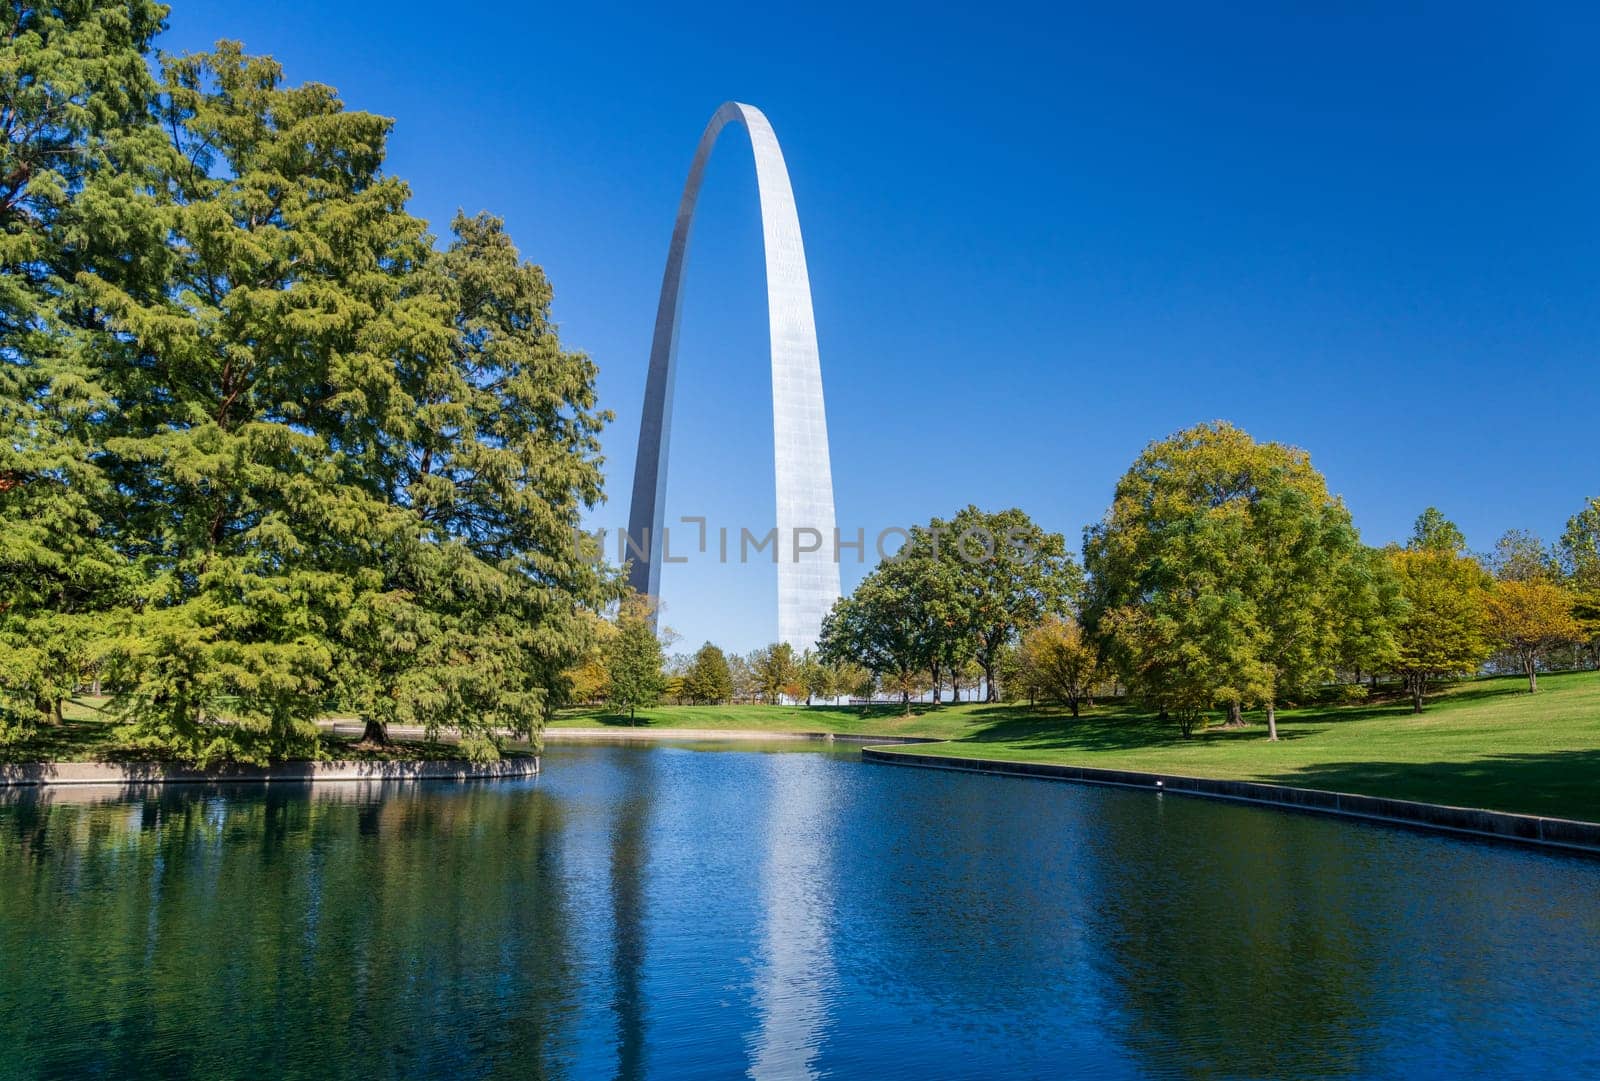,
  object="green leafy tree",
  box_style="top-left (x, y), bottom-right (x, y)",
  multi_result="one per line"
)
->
top-left (62, 44), bottom-right (610, 761)
top-left (818, 559), bottom-right (937, 713)
top-left (1017, 615), bottom-right (1100, 717)
top-left (887, 522), bottom-right (973, 704)
top-left (71, 44), bottom-right (441, 759)
top-left (1410, 507), bottom-right (1468, 554)
top-left (681, 642), bottom-right (733, 704)
top-left (829, 659), bottom-right (874, 701)
top-left (795, 649), bottom-right (826, 705)
top-left (938, 506), bottom-right (1080, 702)
top-left (606, 599), bottom-right (665, 720)
top-left (335, 210), bottom-right (614, 748)
top-left (750, 642), bottom-right (797, 704)
top-left (1484, 580), bottom-right (1584, 693)
top-left (1559, 497), bottom-right (1600, 664)
top-left (1331, 545), bottom-right (1405, 686)
top-left (562, 610), bottom-right (616, 705)
top-left (1085, 422), bottom-right (1376, 738)
top-left (995, 641), bottom-right (1031, 704)
top-left (1386, 544), bottom-right (1492, 712)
